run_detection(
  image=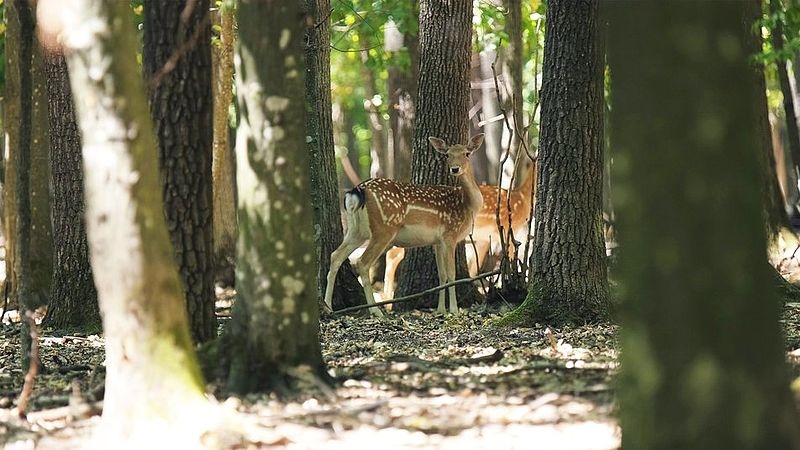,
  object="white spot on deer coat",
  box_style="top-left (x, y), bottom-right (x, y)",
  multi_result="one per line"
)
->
top-left (279, 29), bottom-right (291, 49)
